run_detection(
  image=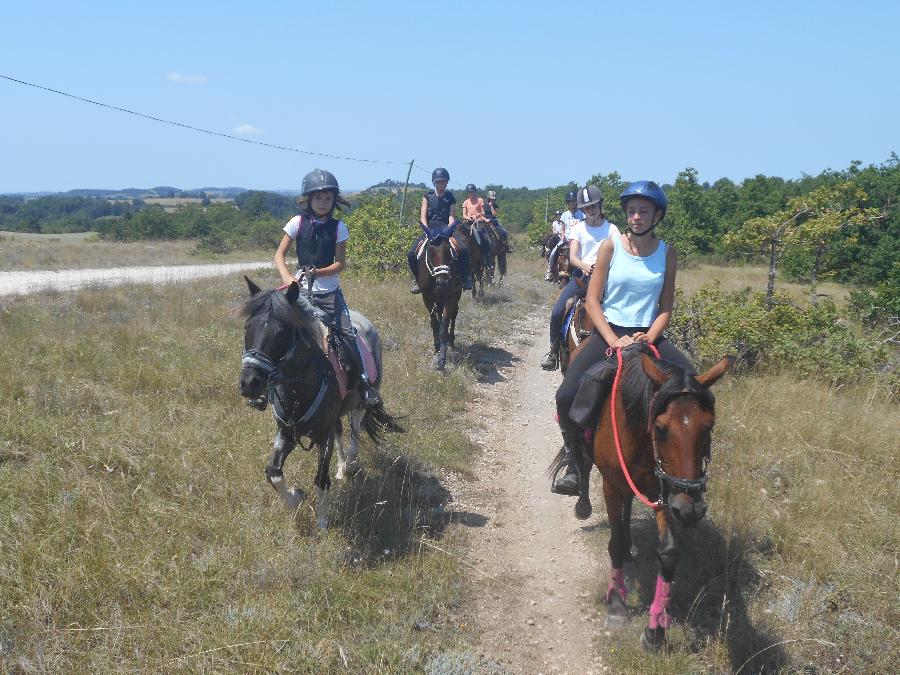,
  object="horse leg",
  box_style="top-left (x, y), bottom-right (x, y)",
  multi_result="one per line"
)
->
top-left (337, 408), bottom-right (363, 479)
top-left (603, 481), bottom-right (630, 625)
top-left (437, 305), bottom-right (450, 370)
top-left (267, 426), bottom-right (303, 509)
top-left (430, 303), bottom-right (442, 354)
top-left (313, 432), bottom-right (335, 529)
top-left (334, 418), bottom-right (350, 480)
top-left (641, 509), bottom-right (677, 652)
